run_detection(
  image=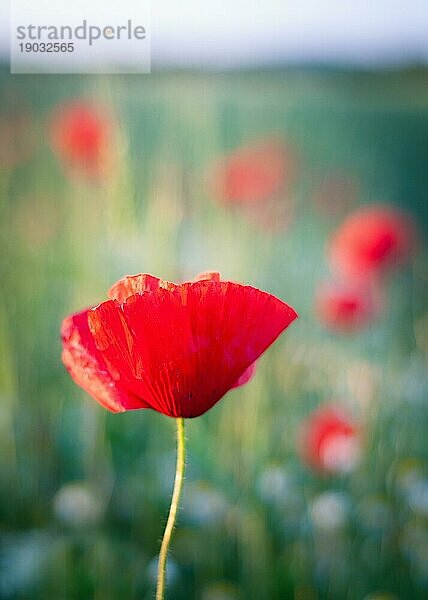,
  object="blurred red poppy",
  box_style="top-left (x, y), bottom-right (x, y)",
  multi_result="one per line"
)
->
top-left (299, 406), bottom-right (361, 474)
top-left (214, 139), bottom-right (297, 205)
top-left (315, 280), bottom-right (382, 333)
top-left (62, 272), bottom-right (297, 417)
top-left (49, 100), bottom-right (112, 179)
top-left (328, 204), bottom-right (416, 280)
